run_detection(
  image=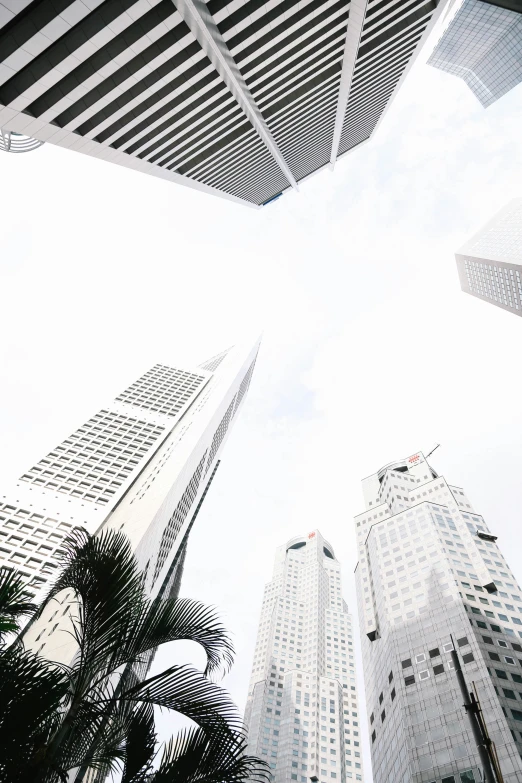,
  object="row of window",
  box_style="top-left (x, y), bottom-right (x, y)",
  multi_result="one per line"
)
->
top-left (427, 771), bottom-right (476, 783)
